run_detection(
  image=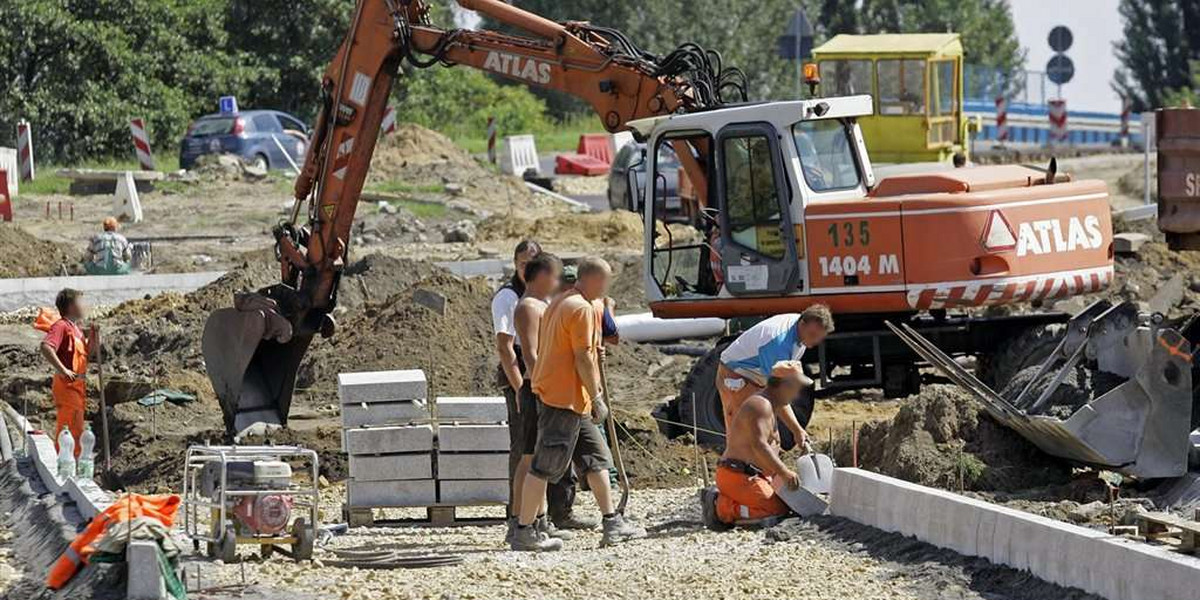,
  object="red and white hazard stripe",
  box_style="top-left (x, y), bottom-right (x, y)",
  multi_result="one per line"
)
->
top-left (1048, 100), bottom-right (1068, 144)
top-left (994, 96), bottom-right (1009, 142)
top-left (380, 106), bottom-right (397, 136)
top-left (906, 266), bottom-right (1113, 310)
top-left (486, 116), bottom-right (497, 164)
top-left (16, 120), bottom-right (34, 182)
top-left (129, 118), bottom-right (155, 171)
